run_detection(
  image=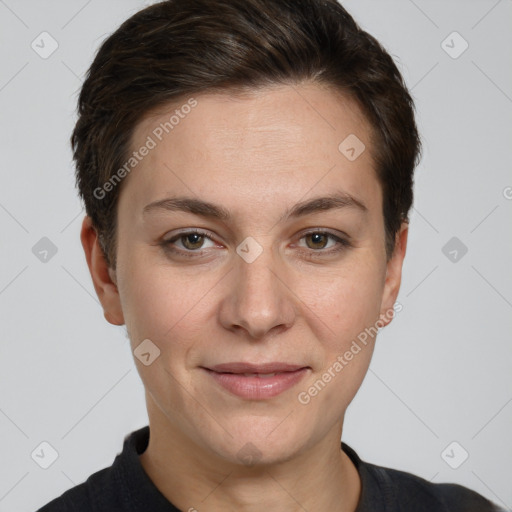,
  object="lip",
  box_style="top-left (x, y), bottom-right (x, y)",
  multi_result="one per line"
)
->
top-left (208, 362), bottom-right (307, 373)
top-left (202, 362), bottom-right (310, 399)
